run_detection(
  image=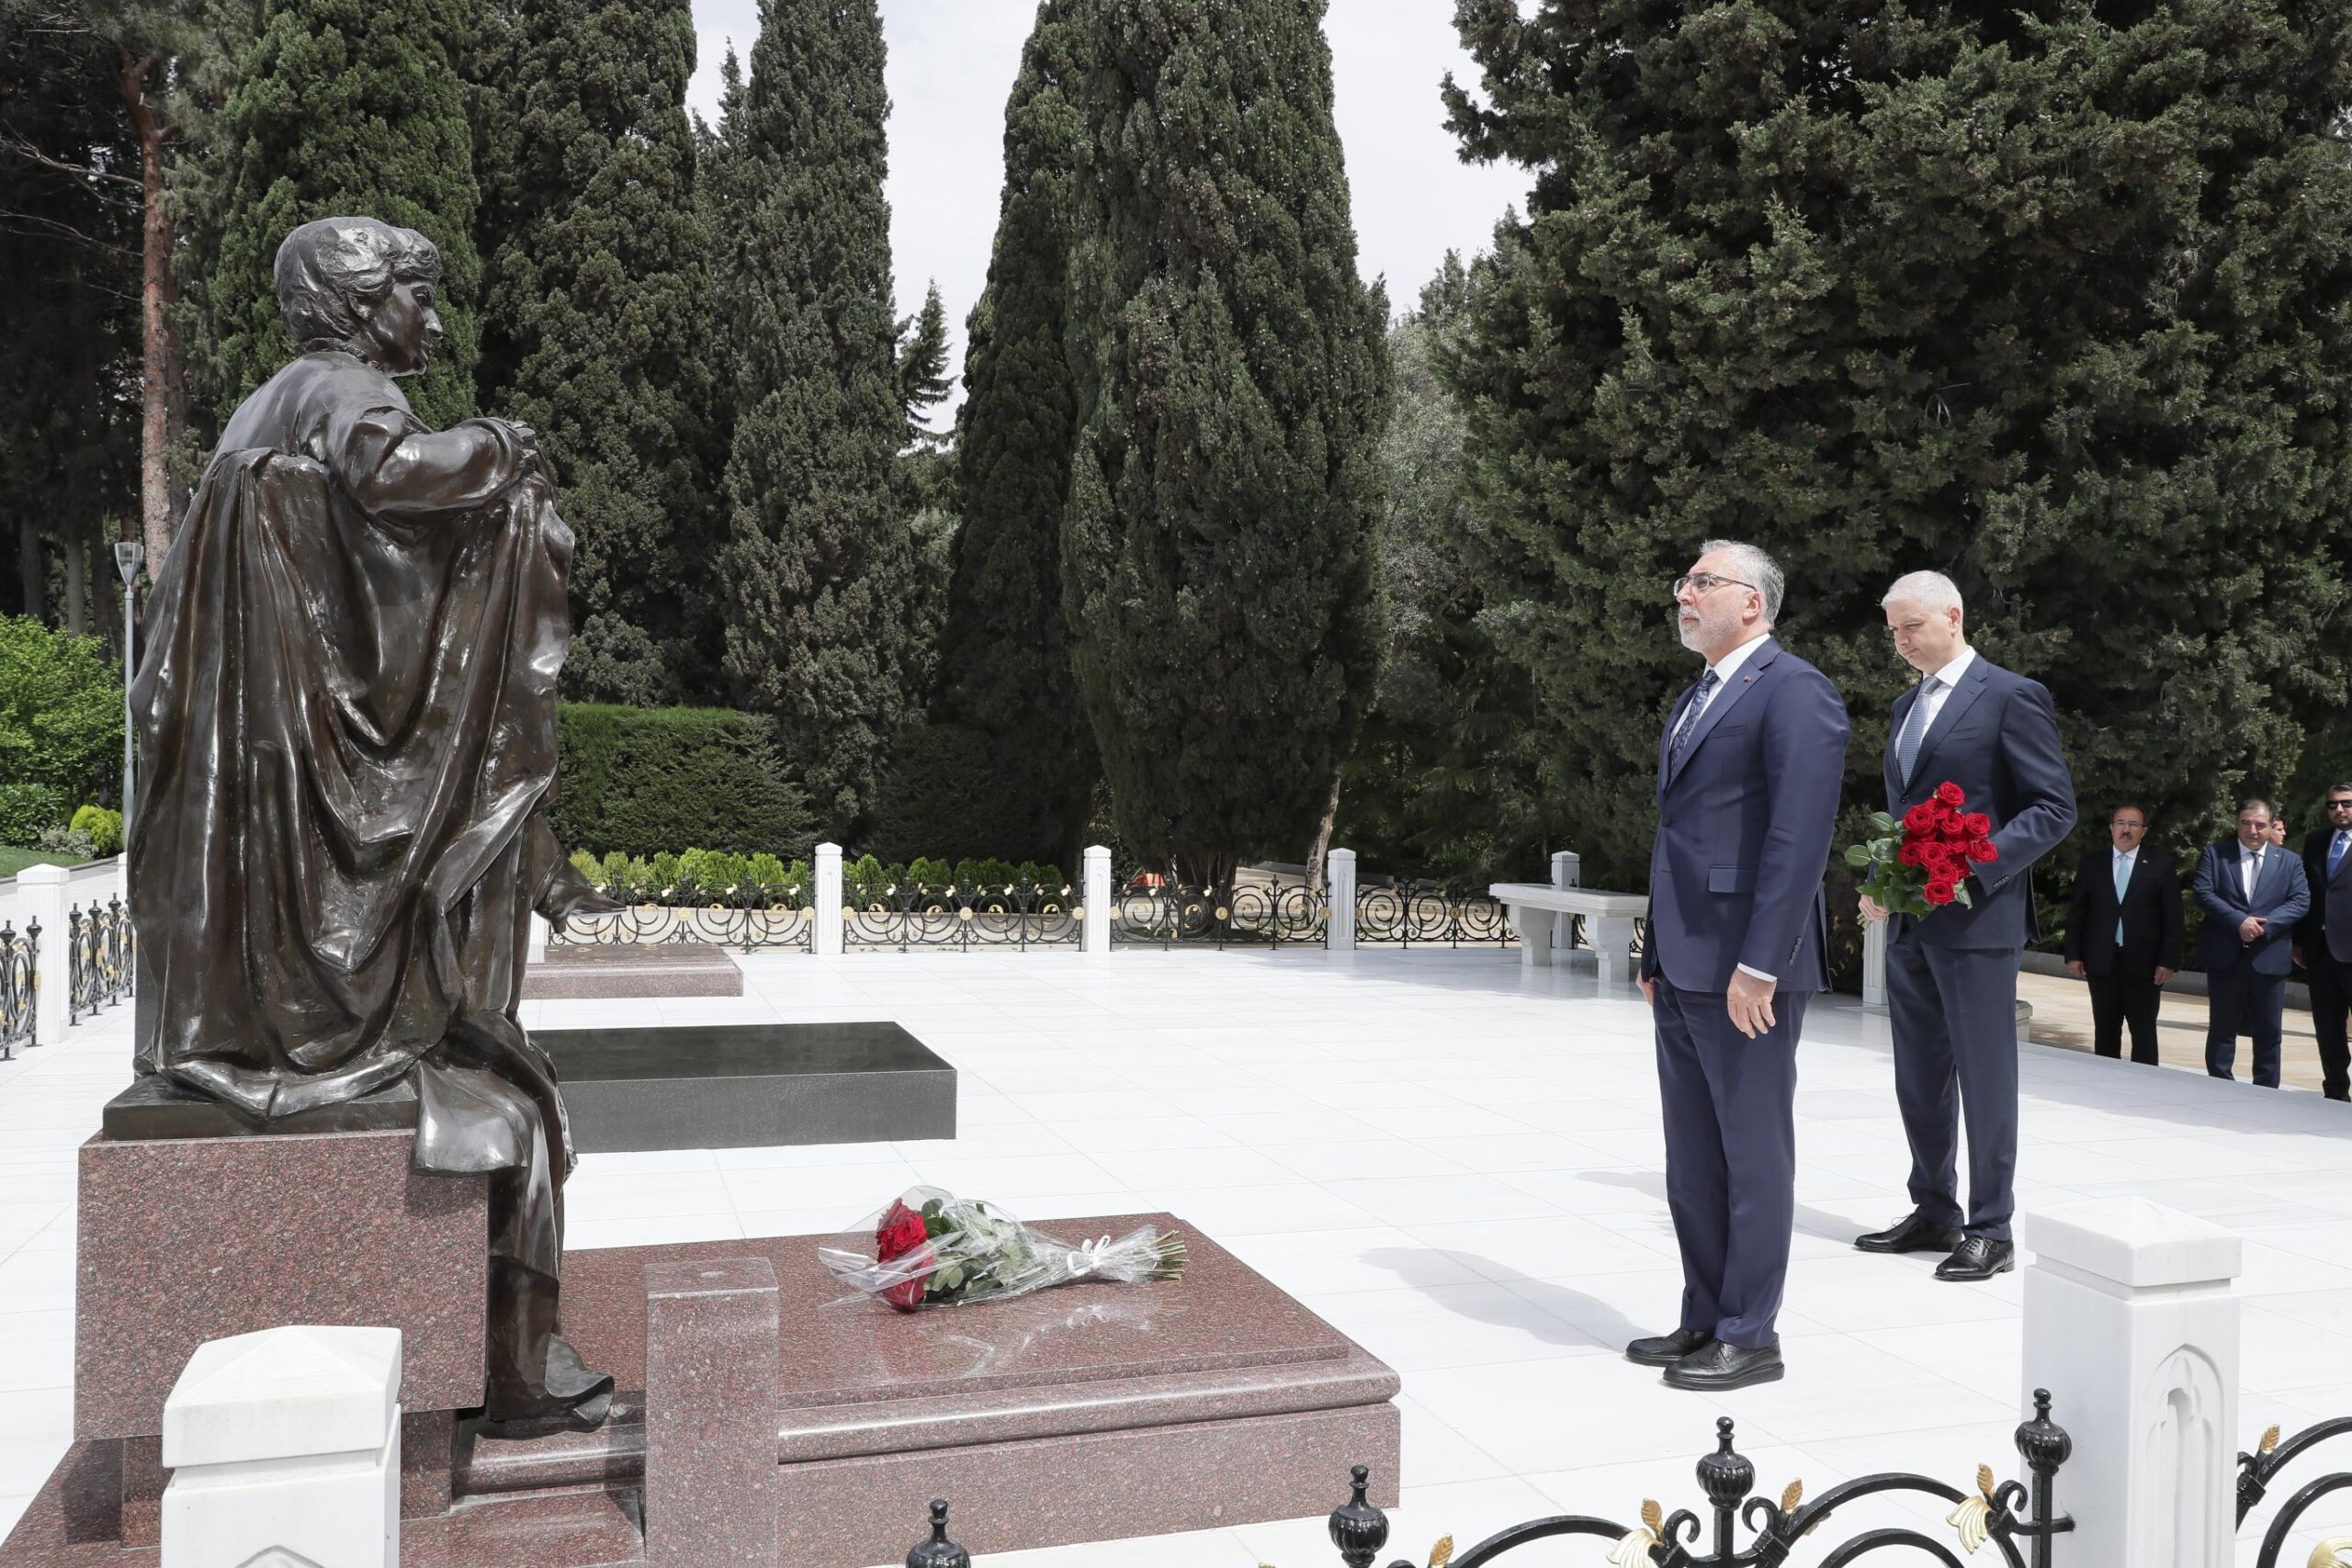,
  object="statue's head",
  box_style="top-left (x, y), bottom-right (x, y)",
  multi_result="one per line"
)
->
top-left (274, 217), bottom-right (444, 378)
